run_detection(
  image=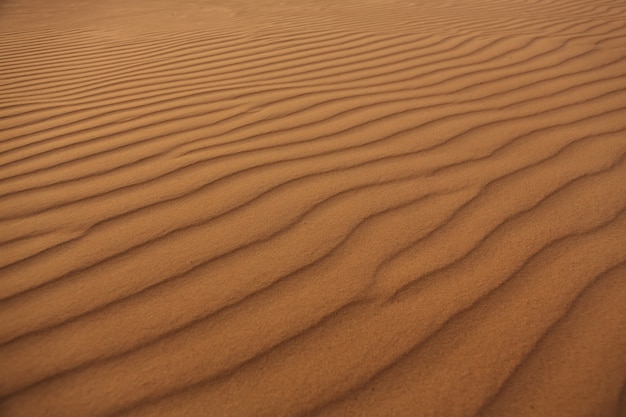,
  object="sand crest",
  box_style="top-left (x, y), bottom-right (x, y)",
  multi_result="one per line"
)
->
top-left (1, 0), bottom-right (625, 416)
